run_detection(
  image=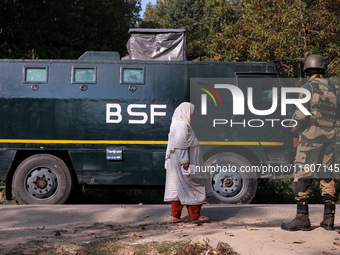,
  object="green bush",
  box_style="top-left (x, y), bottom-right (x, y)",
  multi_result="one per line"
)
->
top-left (253, 178), bottom-right (340, 204)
